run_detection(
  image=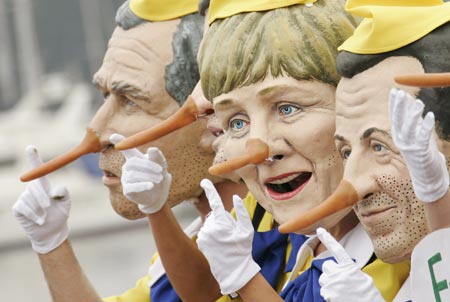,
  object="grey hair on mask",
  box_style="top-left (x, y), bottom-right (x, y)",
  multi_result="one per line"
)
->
top-left (165, 13), bottom-right (205, 105)
top-left (115, 0), bottom-right (146, 30)
top-left (198, 0), bottom-right (210, 16)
